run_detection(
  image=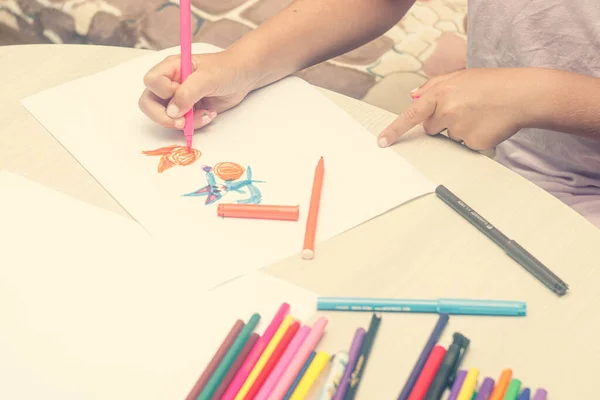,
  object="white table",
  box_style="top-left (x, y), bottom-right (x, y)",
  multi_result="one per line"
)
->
top-left (2, 44), bottom-right (600, 399)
